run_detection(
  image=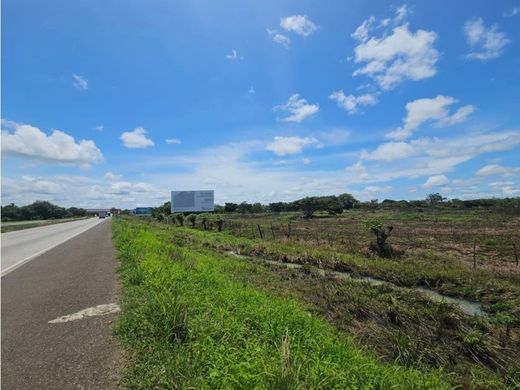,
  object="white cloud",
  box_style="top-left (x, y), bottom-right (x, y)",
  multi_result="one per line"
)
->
top-left (362, 185), bottom-right (392, 197)
top-left (109, 181), bottom-right (154, 195)
top-left (225, 49), bottom-right (243, 60)
top-left (504, 8), bottom-right (519, 17)
top-left (273, 33), bottom-right (291, 48)
top-left (352, 16), bottom-right (376, 42)
top-left (120, 127), bottom-right (154, 149)
top-left (280, 15), bottom-right (317, 37)
top-left (464, 18), bottom-right (509, 60)
top-left (423, 175), bottom-right (449, 188)
top-left (1, 121), bottom-right (103, 166)
top-left (104, 171), bottom-right (122, 181)
top-left (72, 74), bottom-right (88, 90)
top-left (476, 164), bottom-right (519, 176)
top-left (94, 125), bottom-right (104, 132)
top-left (387, 95), bottom-right (475, 140)
top-left (362, 141), bottom-right (415, 161)
top-left (274, 94), bottom-right (319, 122)
top-left (2, 176), bottom-right (64, 196)
top-left (266, 136), bottom-right (321, 156)
top-left (394, 4), bottom-right (409, 23)
top-left (351, 8), bottom-right (439, 90)
top-left (248, 86), bottom-right (256, 94)
top-left (165, 138), bottom-right (182, 145)
top-left (329, 90), bottom-right (378, 114)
